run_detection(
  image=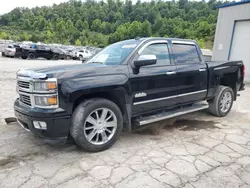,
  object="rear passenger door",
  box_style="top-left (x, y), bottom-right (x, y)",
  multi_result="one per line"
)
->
top-left (171, 41), bottom-right (208, 104)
